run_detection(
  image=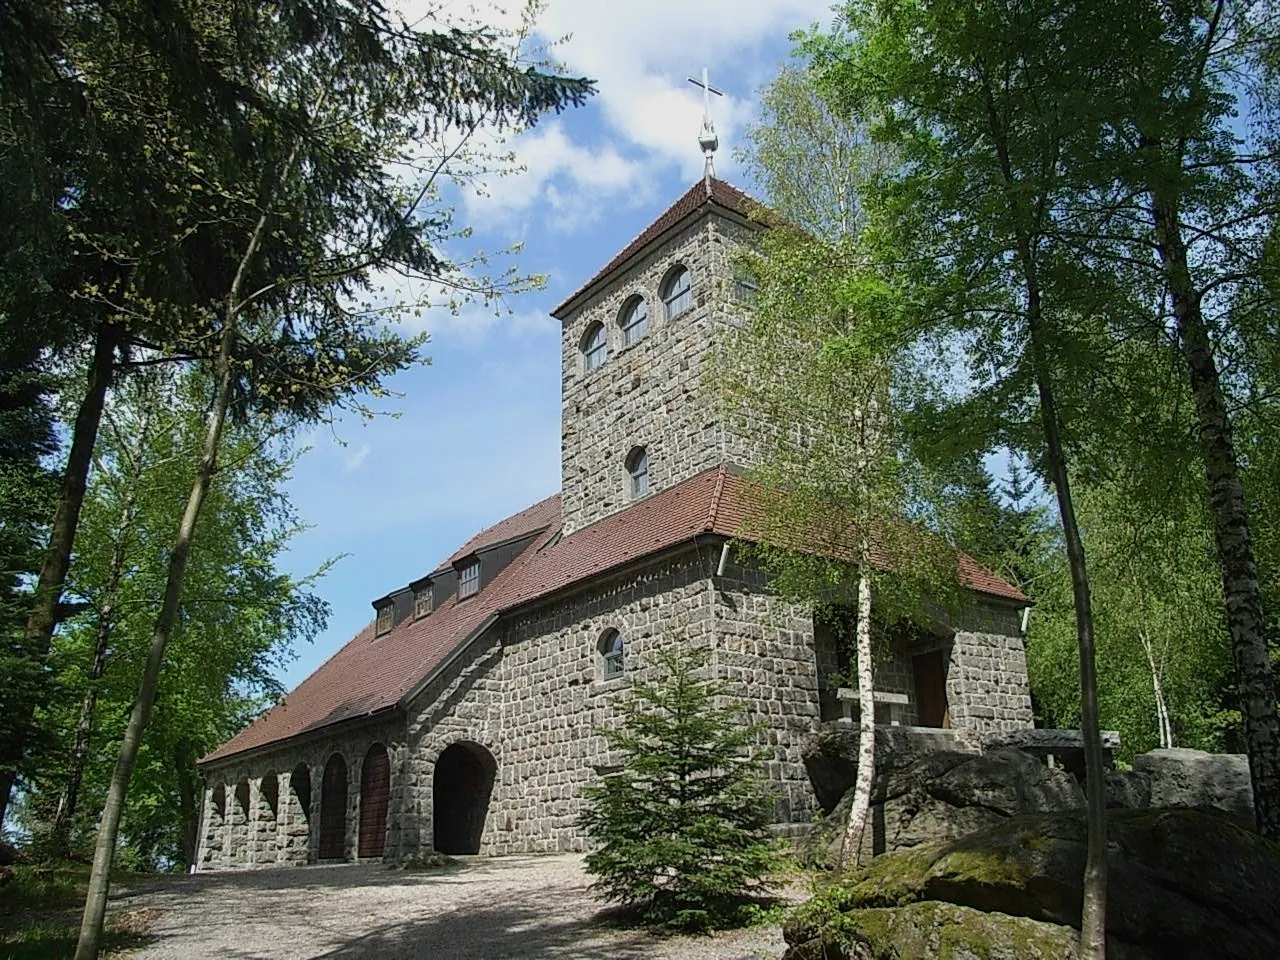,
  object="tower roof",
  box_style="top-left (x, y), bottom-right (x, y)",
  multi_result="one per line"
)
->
top-left (551, 176), bottom-right (761, 320)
